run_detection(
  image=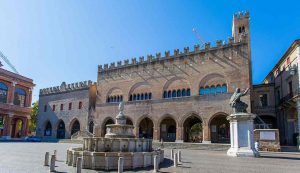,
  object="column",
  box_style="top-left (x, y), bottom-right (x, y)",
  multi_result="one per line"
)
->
top-left (202, 123), bottom-right (211, 144)
top-left (25, 88), bottom-right (32, 107)
top-left (3, 114), bottom-right (12, 138)
top-left (153, 126), bottom-right (160, 142)
top-left (134, 127), bottom-right (139, 138)
top-left (22, 117), bottom-right (29, 137)
top-left (176, 126), bottom-right (183, 143)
